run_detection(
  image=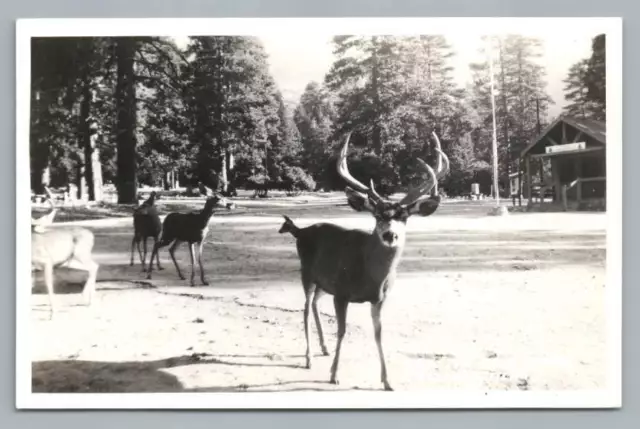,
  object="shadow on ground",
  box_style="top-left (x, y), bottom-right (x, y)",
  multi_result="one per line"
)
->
top-left (32, 354), bottom-right (370, 393)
